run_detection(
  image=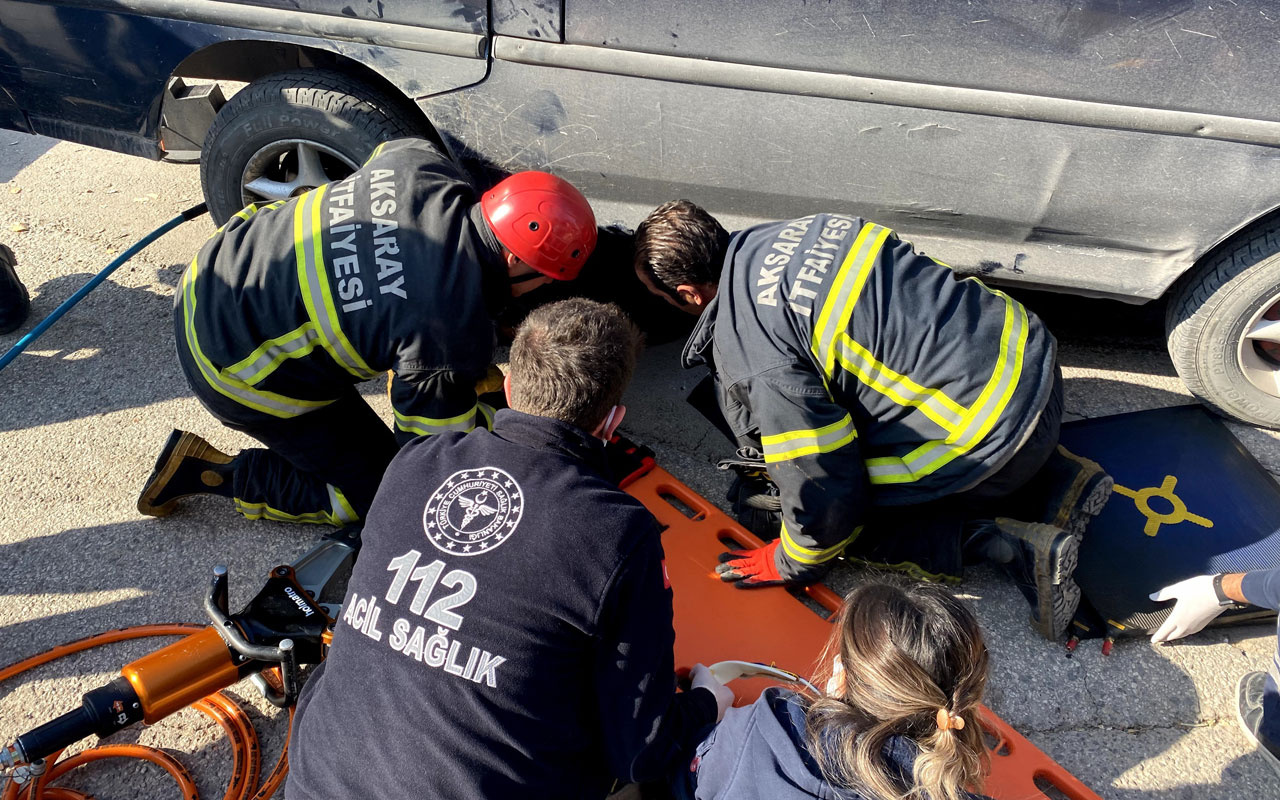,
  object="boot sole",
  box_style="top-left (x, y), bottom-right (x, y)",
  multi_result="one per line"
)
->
top-left (1052, 447), bottom-right (1114, 539)
top-left (1062, 474), bottom-right (1114, 540)
top-left (136, 430), bottom-right (233, 516)
top-left (997, 519), bottom-right (1081, 641)
top-left (1236, 672), bottom-right (1280, 781)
